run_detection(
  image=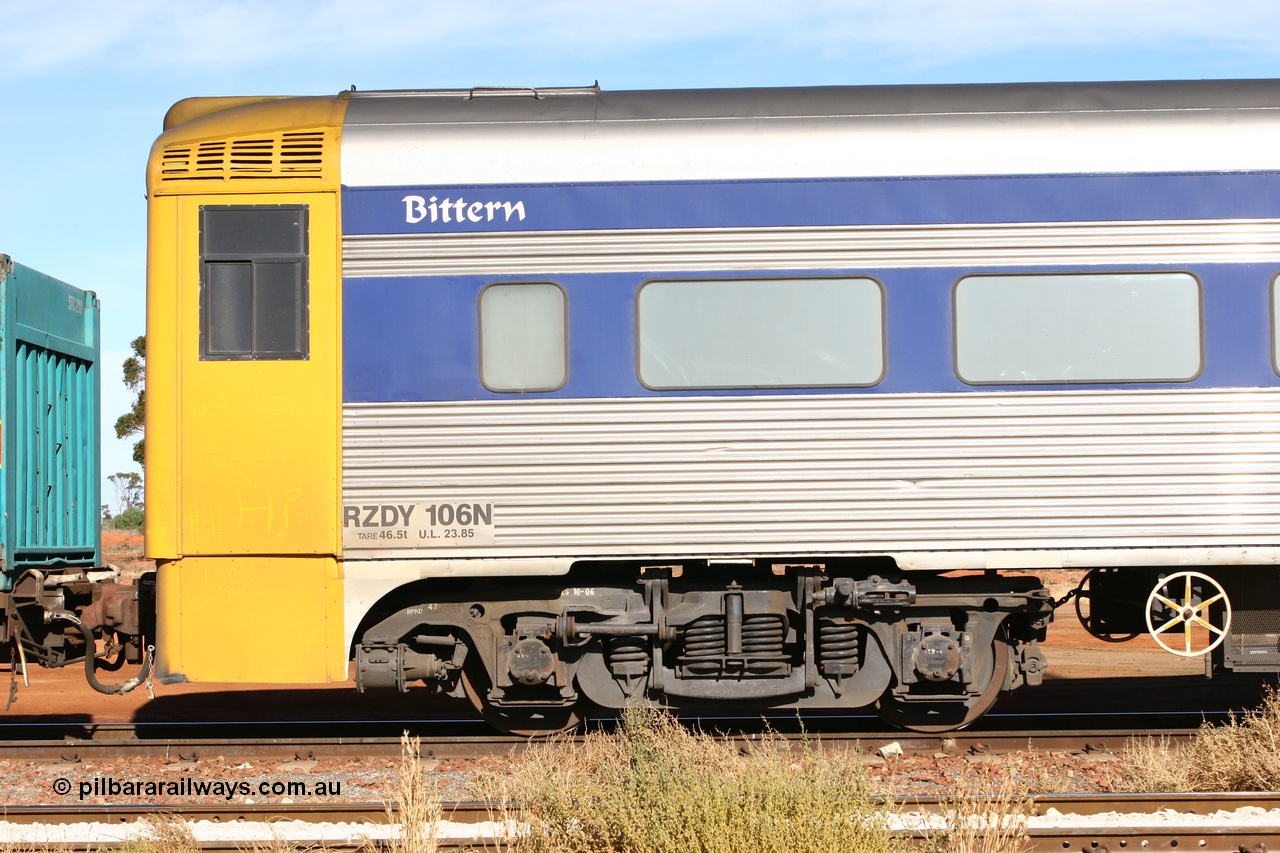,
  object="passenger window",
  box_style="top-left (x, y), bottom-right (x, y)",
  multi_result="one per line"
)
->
top-left (954, 272), bottom-right (1202, 384)
top-left (199, 205), bottom-right (308, 360)
top-left (479, 282), bottom-right (568, 392)
top-left (637, 277), bottom-right (885, 389)
top-left (1273, 274), bottom-right (1280, 376)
